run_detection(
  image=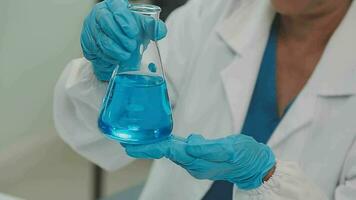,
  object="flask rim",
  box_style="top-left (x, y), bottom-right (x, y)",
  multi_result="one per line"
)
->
top-left (129, 4), bottom-right (161, 15)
